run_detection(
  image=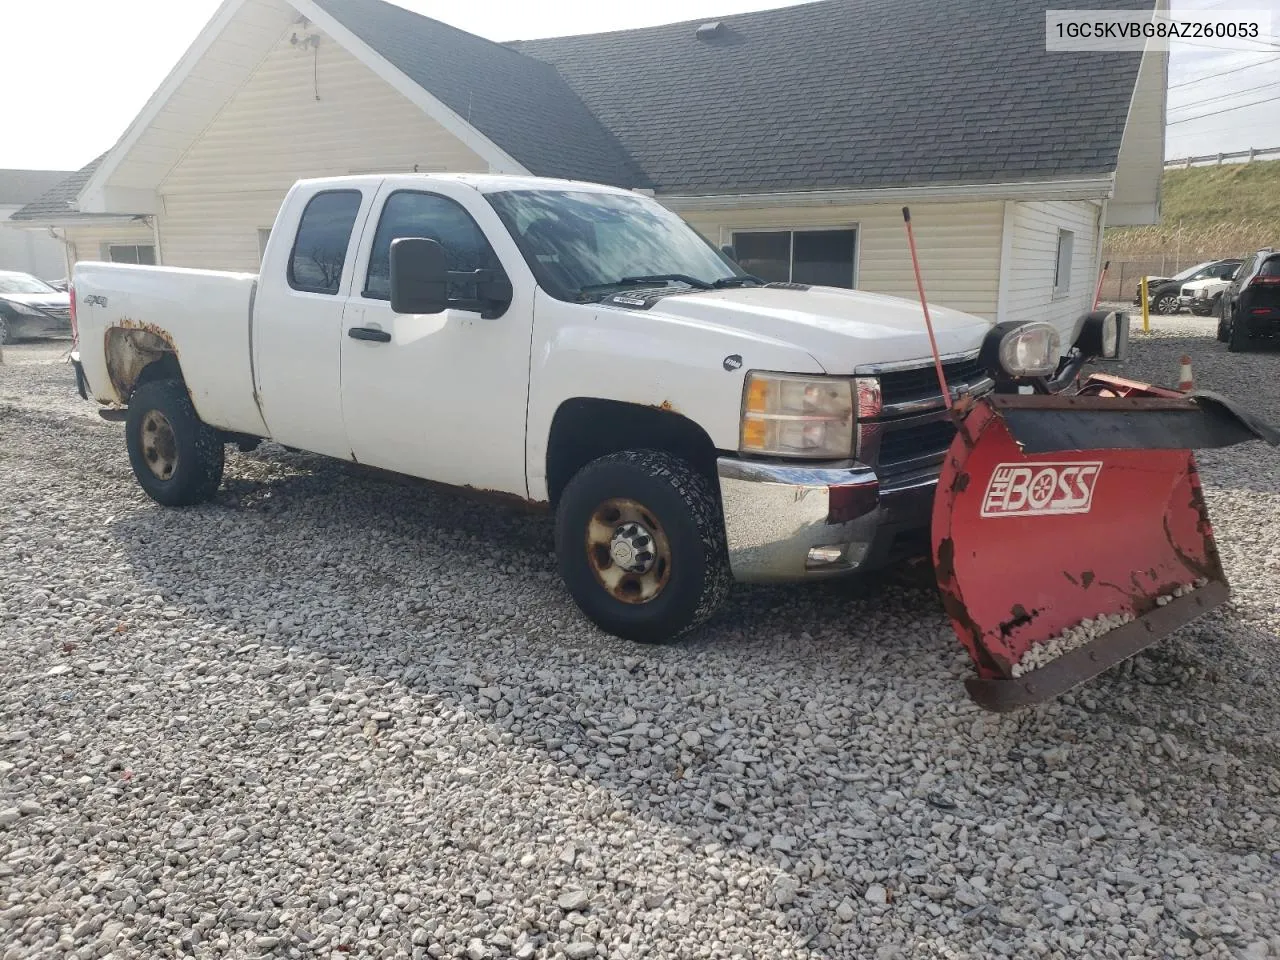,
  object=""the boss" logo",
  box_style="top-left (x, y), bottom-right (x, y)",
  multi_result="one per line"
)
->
top-left (980, 462), bottom-right (1102, 517)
